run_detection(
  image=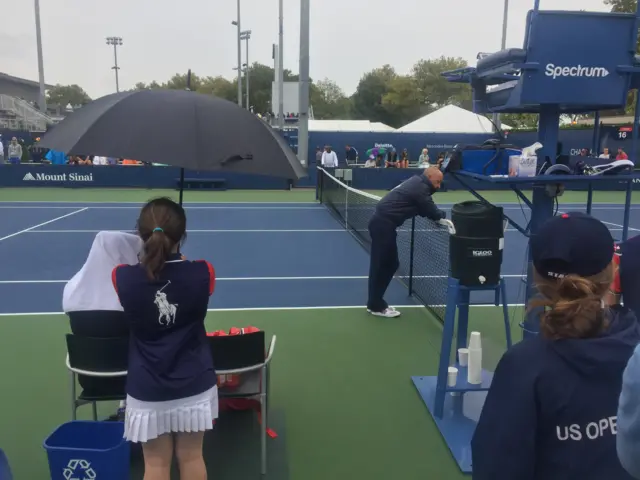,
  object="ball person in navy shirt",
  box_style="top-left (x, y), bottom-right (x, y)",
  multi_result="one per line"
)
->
top-left (112, 198), bottom-right (216, 480)
top-left (472, 213), bottom-right (640, 480)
